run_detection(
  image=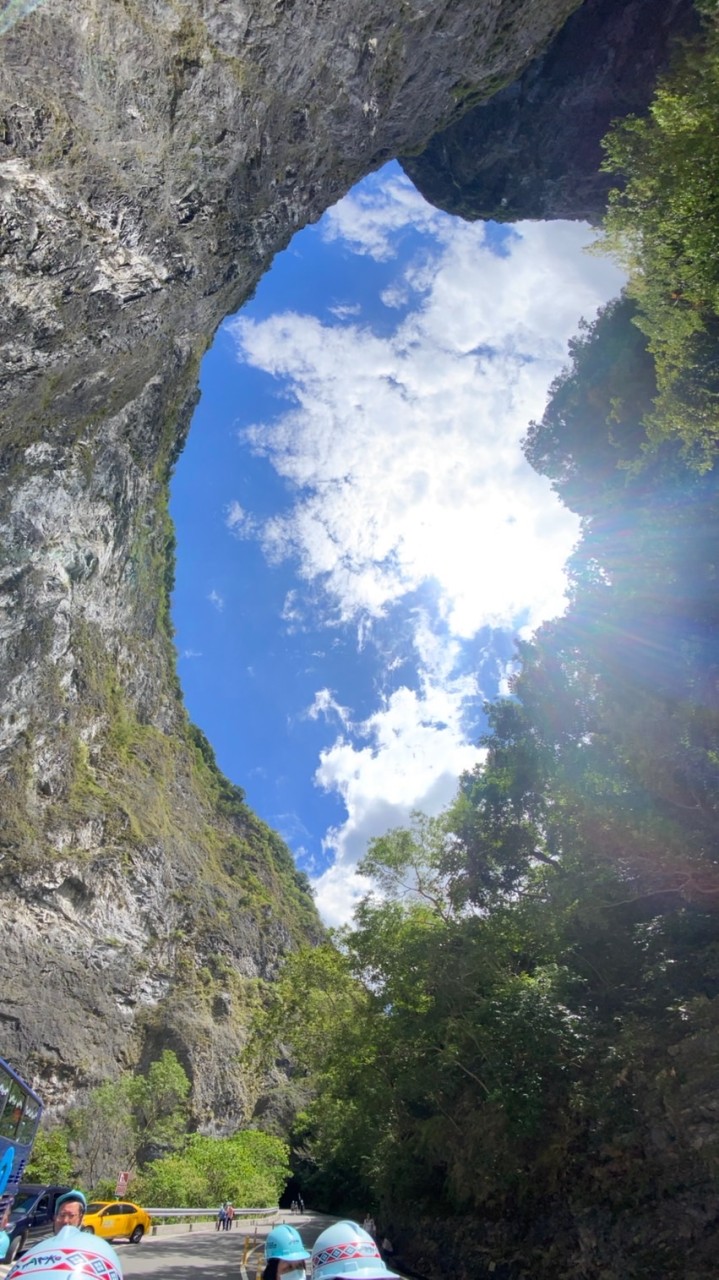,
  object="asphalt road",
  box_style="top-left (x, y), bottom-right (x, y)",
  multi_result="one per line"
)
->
top-left (120, 1223), bottom-right (262, 1280)
top-left (0, 1213), bottom-right (409, 1280)
top-left (119, 1214), bottom-right (409, 1280)
top-left (120, 1216), bottom-right (315, 1280)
